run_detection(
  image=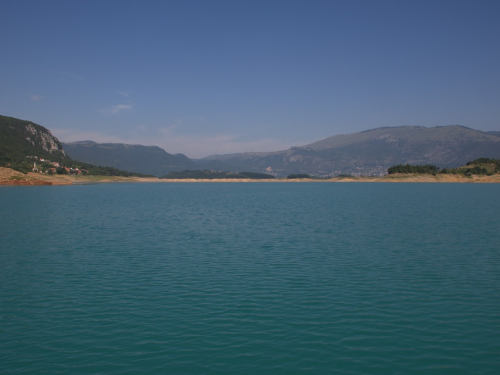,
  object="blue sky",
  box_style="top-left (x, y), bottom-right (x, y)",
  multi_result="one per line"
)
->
top-left (1, 0), bottom-right (499, 157)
